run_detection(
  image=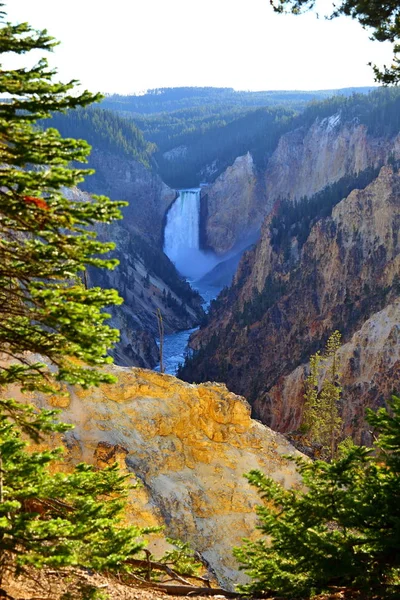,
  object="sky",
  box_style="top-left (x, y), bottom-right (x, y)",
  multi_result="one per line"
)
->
top-left (4, 0), bottom-right (395, 94)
